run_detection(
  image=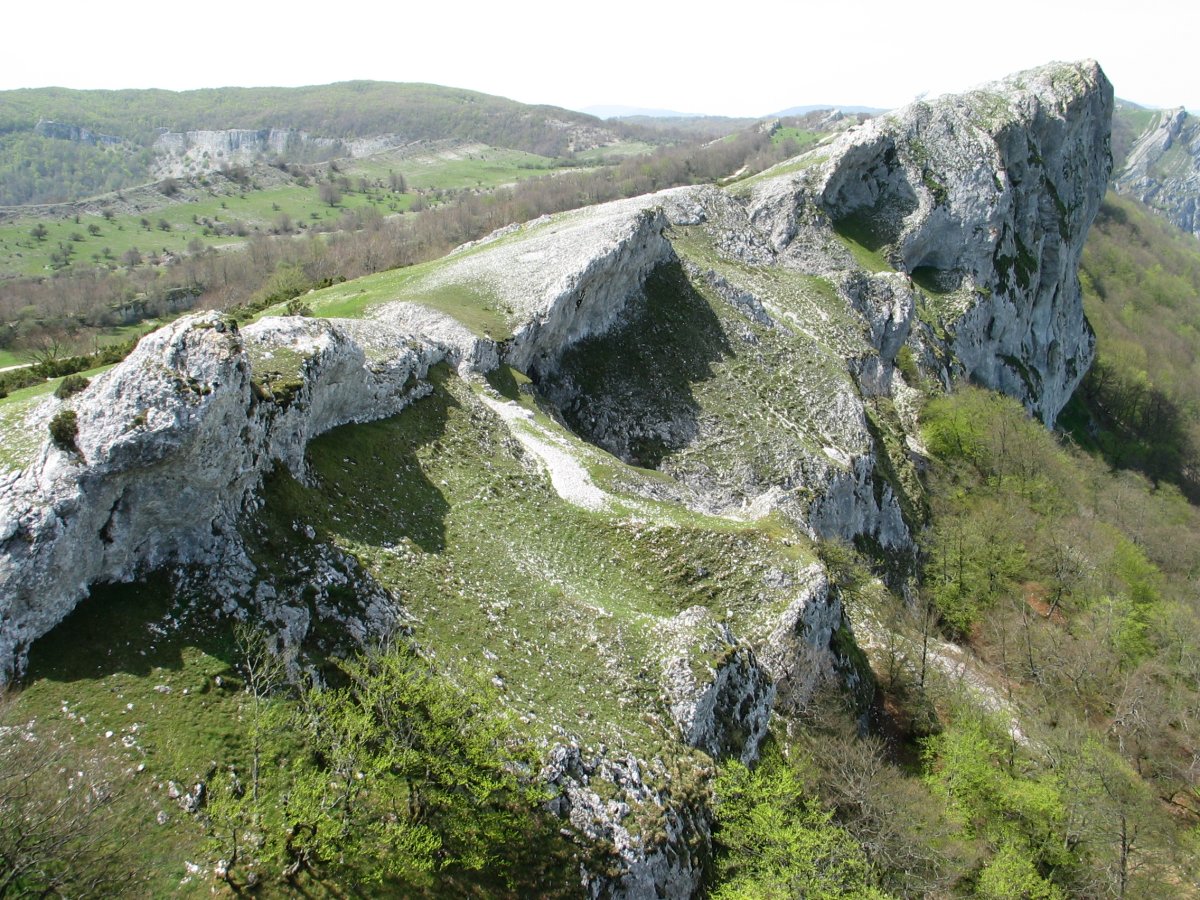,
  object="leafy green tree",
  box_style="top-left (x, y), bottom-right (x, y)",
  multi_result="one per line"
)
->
top-left (975, 842), bottom-right (1064, 900)
top-left (923, 711), bottom-right (1071, 892)
top-left (712, 746), bottom-right (889, 899)
top-left (207, 644), bottom-right (553, 891)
